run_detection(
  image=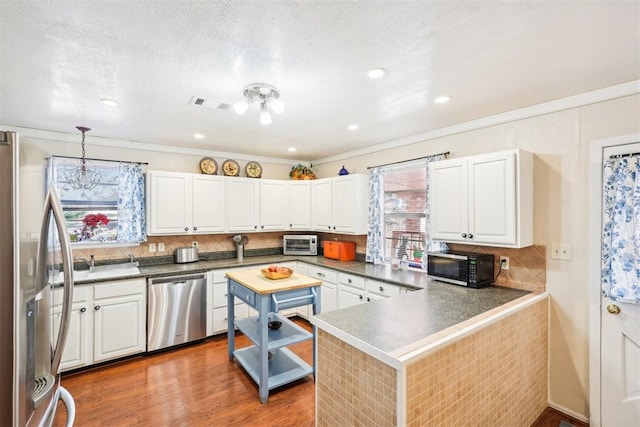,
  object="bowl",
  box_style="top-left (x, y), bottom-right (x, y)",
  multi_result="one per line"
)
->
top-left (260, 266), bottom-right (293, 280)
top-left (268, 320), bottom-right (283, 330)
